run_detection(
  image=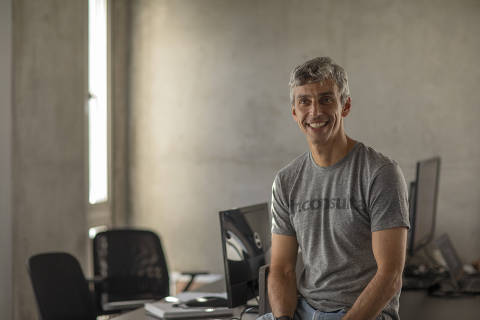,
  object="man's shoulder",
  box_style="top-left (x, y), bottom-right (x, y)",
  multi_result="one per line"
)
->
top-left (275, 152), bottom-right (310, 180)
top-left (354, 142), bottom-right (399, 175)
